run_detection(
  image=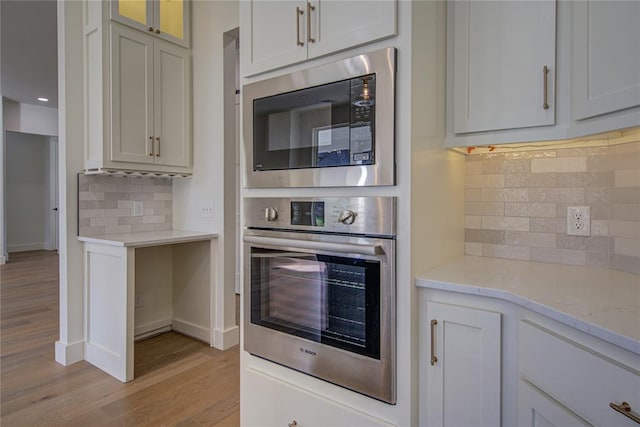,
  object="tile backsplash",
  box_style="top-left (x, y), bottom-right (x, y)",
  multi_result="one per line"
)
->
top-left (78, 175), bottom-right (172, 237)
top-left (464, 141), bottom-right (640, 274)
